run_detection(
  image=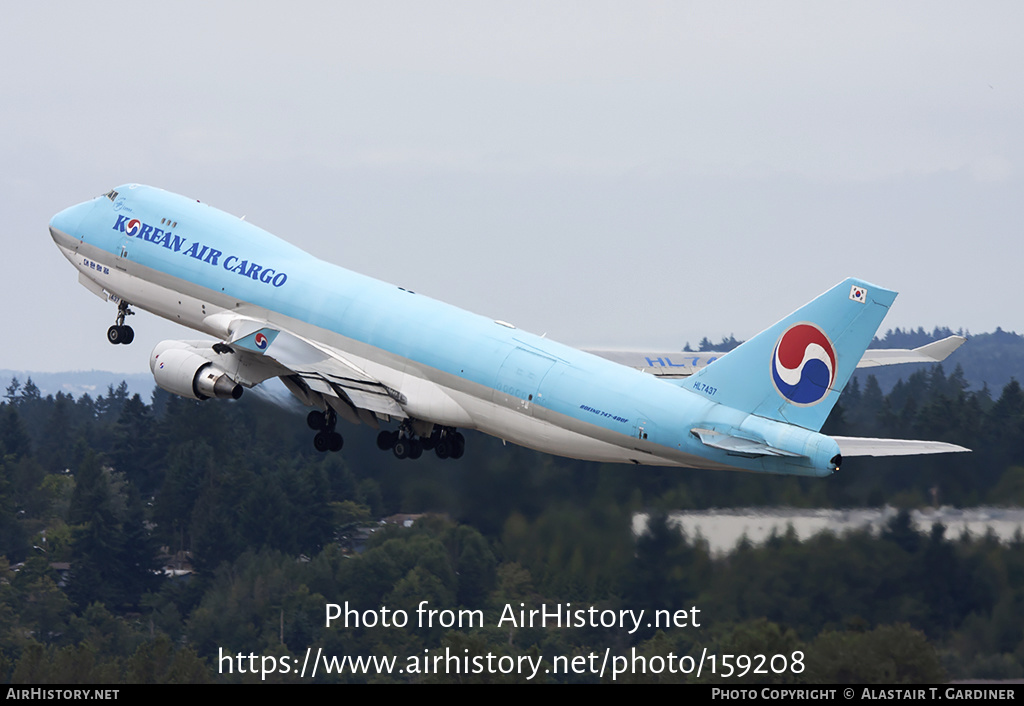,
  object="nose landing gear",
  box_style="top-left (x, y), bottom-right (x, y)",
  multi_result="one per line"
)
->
top-left (107, 300), bottom-right (135, 345)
